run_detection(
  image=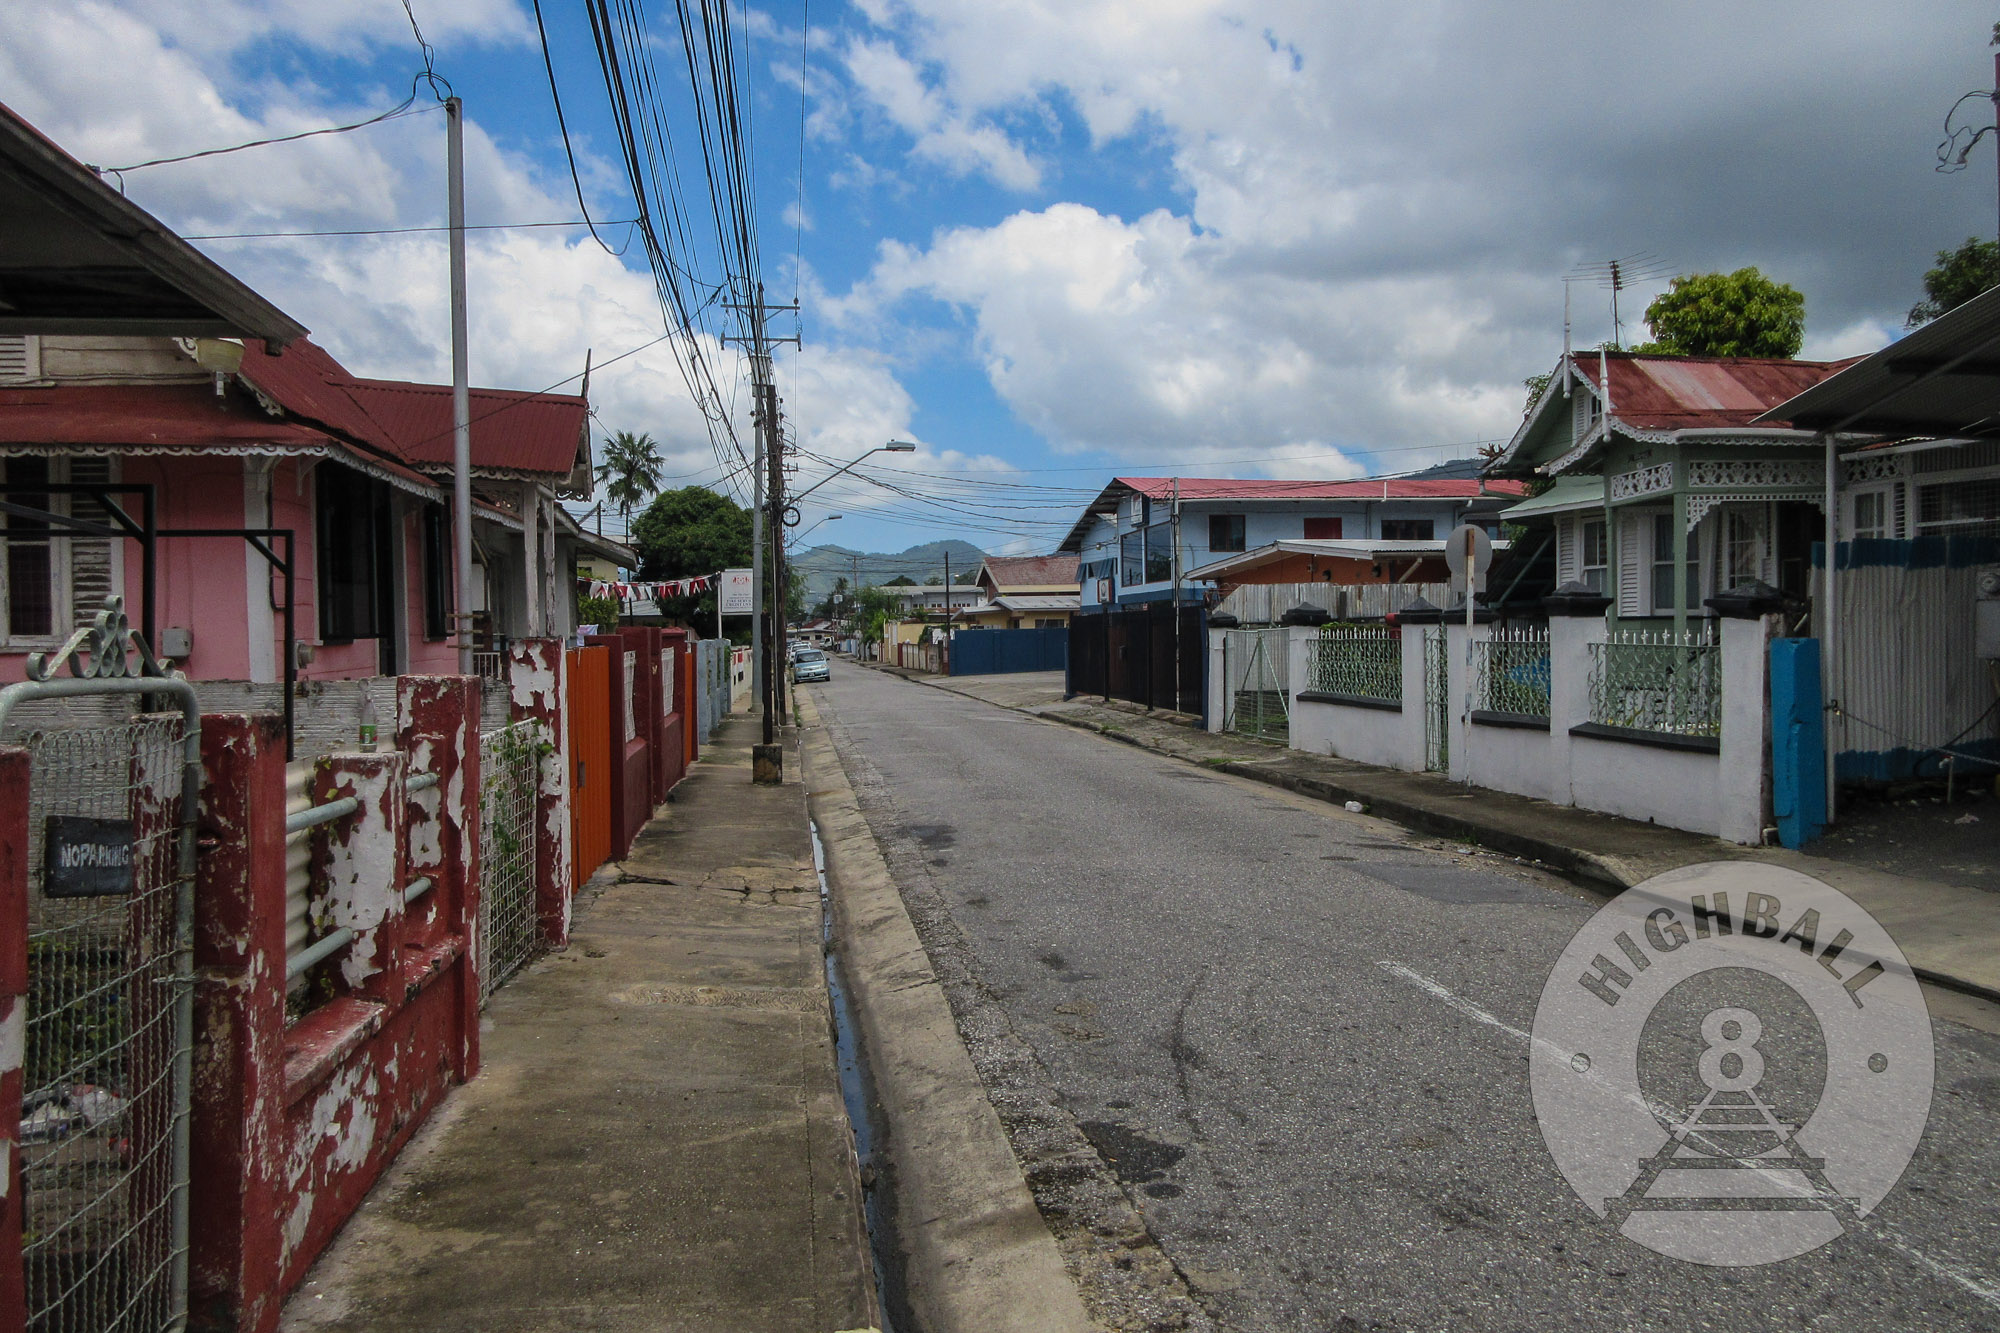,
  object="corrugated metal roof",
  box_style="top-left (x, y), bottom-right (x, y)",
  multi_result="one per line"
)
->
top-left (344, 377), bottom-right (588, 475)
top-left (1115, 476), bottom-right (1526, 500)
top-left (978, 553), bottom-right (1079, 590)
top-left (1570, 352), bottom-right (1858, 431)
top-left (1757, 284), bottom-right (2000, 436)
top-left (1496, 475), bottom-right (1605, 519)
top-left (237, 336), bottom-right (410, 460)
